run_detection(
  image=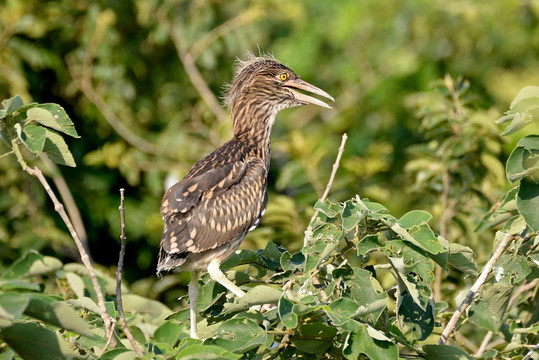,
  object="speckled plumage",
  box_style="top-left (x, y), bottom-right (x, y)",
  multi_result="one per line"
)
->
top-left (156, 55), bottom-right (334, 279)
